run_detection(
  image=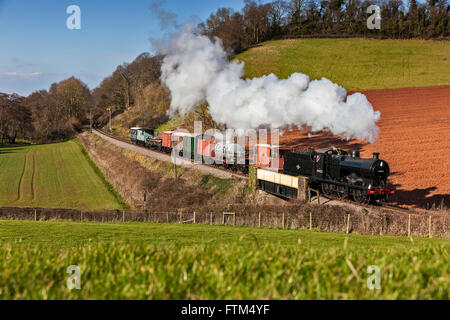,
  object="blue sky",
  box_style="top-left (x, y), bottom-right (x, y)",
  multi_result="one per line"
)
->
top-left (0, 0), bottom-right (255, 96)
